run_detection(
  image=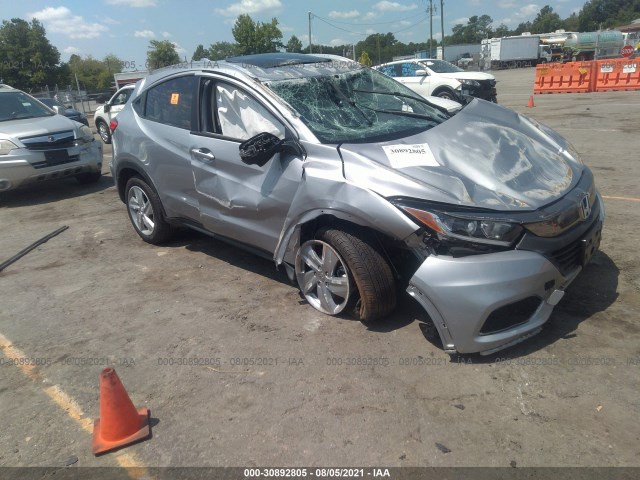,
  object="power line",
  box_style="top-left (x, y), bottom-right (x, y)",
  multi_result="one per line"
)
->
top-left (312, 14), bottom-right (428, 38)
top-left (312, 12), bottom-right (424, 26)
